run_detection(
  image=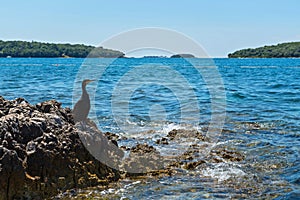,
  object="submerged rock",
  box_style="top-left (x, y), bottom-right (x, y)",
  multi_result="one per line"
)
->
top-left (0, 96), bottom-right (120, 200)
